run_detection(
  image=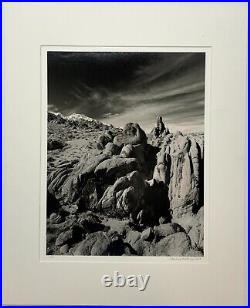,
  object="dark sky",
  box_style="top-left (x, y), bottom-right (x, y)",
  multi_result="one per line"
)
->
top-left (48, 51), bottom-right (205, 133)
